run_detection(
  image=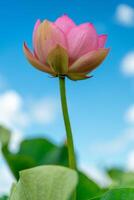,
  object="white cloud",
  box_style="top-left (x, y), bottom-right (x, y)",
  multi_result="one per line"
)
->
top-left (9, 129), bottom-right (24, 152)
top-left (0, 90), bottom-right (60, 151)
top-left (115, 4), bottom-right (134, 26)
top-left (30, 98), bottom-right (60, 125)
top-left (0, 90), bottom-right (60, 195)
top-left (0, 91), bottom-right (28, 129)
top-left (89, 128), bottom-right (134, 156)
top-left (121, 52), bottom-right (134, 76)
top-left (80, 163), bottom-right (112, 187)
top-left (127, 150), bottom-right (134, 171)
top-left (0, 158), bottom-right (14, 195)
top-left (0, 90), bottom-right (60, 130)
top-left (125, 104), bottom-right (134, 124)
